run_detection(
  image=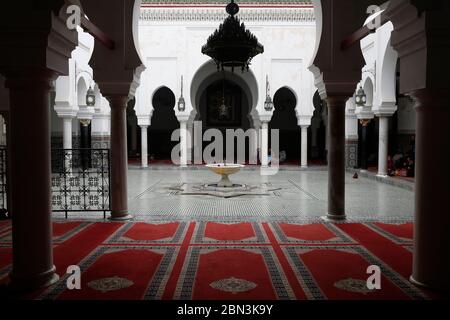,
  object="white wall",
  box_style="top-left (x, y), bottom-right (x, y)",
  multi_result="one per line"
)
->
top-left (136, 5), bottom-right (317, 125)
